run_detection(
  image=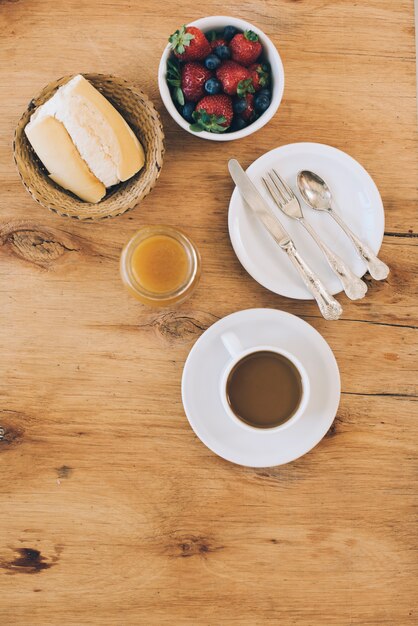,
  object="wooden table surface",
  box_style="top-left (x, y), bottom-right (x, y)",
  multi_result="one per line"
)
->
top-left (1, 1), bottom-right (417, 624)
